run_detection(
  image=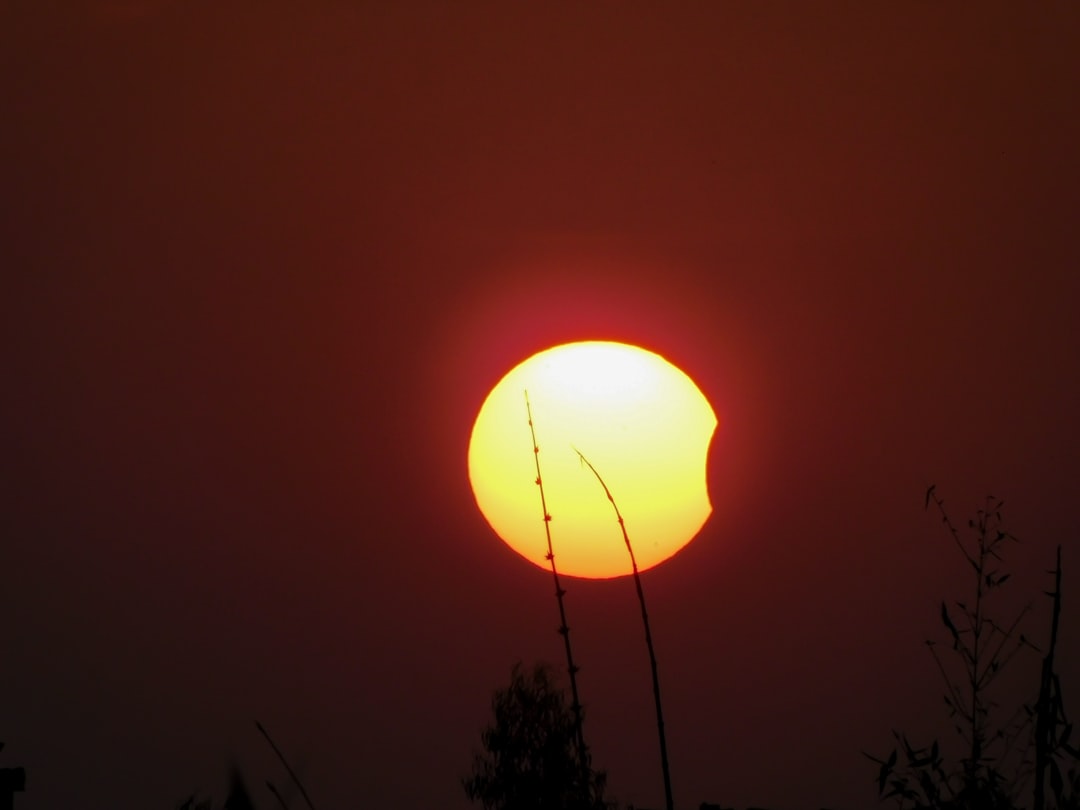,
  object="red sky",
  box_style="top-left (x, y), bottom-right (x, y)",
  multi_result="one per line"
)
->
top-left (2, 3), bottom-right (1079, 809)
